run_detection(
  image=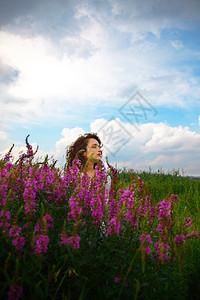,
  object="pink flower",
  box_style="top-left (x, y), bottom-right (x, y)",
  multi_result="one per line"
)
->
top-left (9, 225), bottom-right (22, 238)
top-left (184, 217), bottom-right (192, 227)
top-left (154, 242), bottom-right (171, 261)
top-left (68, 197), bottom-right (82, 221)
top-left (12, 236), bottom-right (25, 251)
top-left (140, 233), bottom-right (152, 244)
top-left (5, 211), bottom-right (11, 219)
top-left (8, 284), bottom-right (23, 300)
top-left (0, 210), bottom-right (11, 230)
top-left (144, 246), bottom-right (152, 255)
top-left (187, 231), bottom-right (199, 239)
top-left (106, 217), bottom-right (122, 236)
top-left (6, 162), bottom-right (13, 170)
top-left (60, 234), bottom-right (80, 249)
top-left (34, 214), bottom-right (54, 233)
top-left (34, 234), bottom-right (49, 255)
top-left (43, 214), bottom-right (54, 228)
top-left (34, 222), bottom-right (44, 233)
top-left (140, 234), bottom-right (153, 255)
top-left (114, 277), bottom-right (121, 283)
top-left (174, 234), bottom-right (186, 244)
